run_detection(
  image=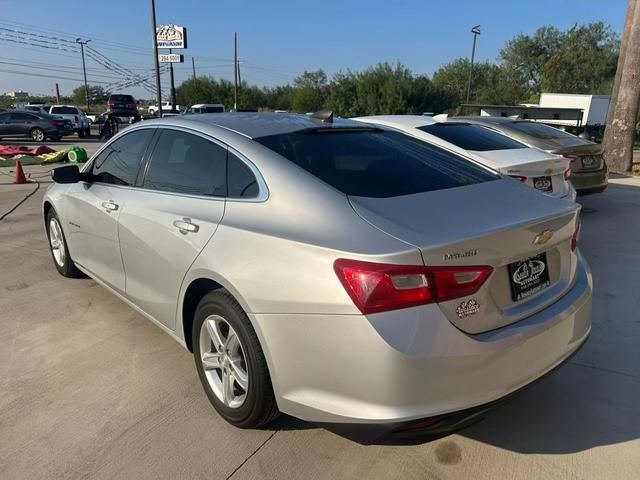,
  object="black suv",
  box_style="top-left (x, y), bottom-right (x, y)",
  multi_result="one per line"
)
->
top-left (106, 94), bottom-right (140, 120)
